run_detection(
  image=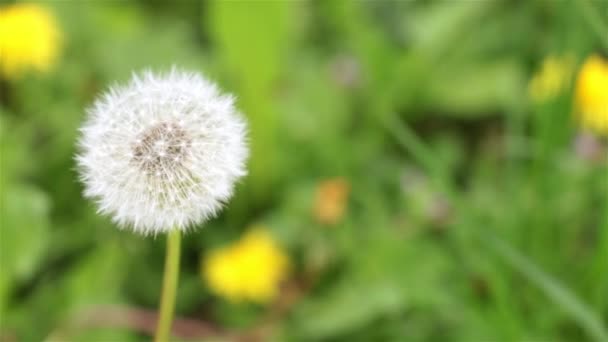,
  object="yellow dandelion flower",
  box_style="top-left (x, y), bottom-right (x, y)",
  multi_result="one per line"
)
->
top-left (528, 54), bottom-right (575, 103)
top-left (0, 4), bottom-right (62, 79)
top-left (574, 54), bottom-right (608, 135)
top-left (314, 178), bottom-right (350, 225)
top-left (203, 227), bottom-right (289, 303)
